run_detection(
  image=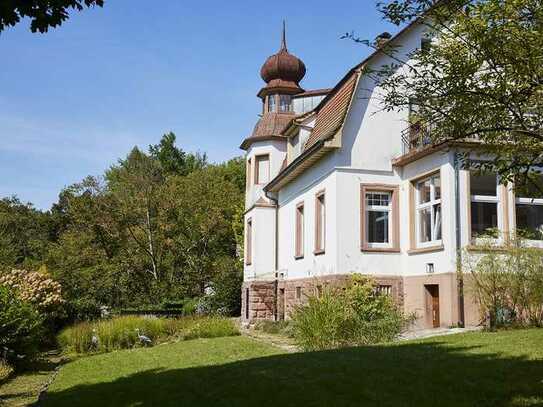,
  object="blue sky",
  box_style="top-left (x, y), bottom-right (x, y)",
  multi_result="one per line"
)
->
top-left (0, 0), bottom-right (396, 210)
